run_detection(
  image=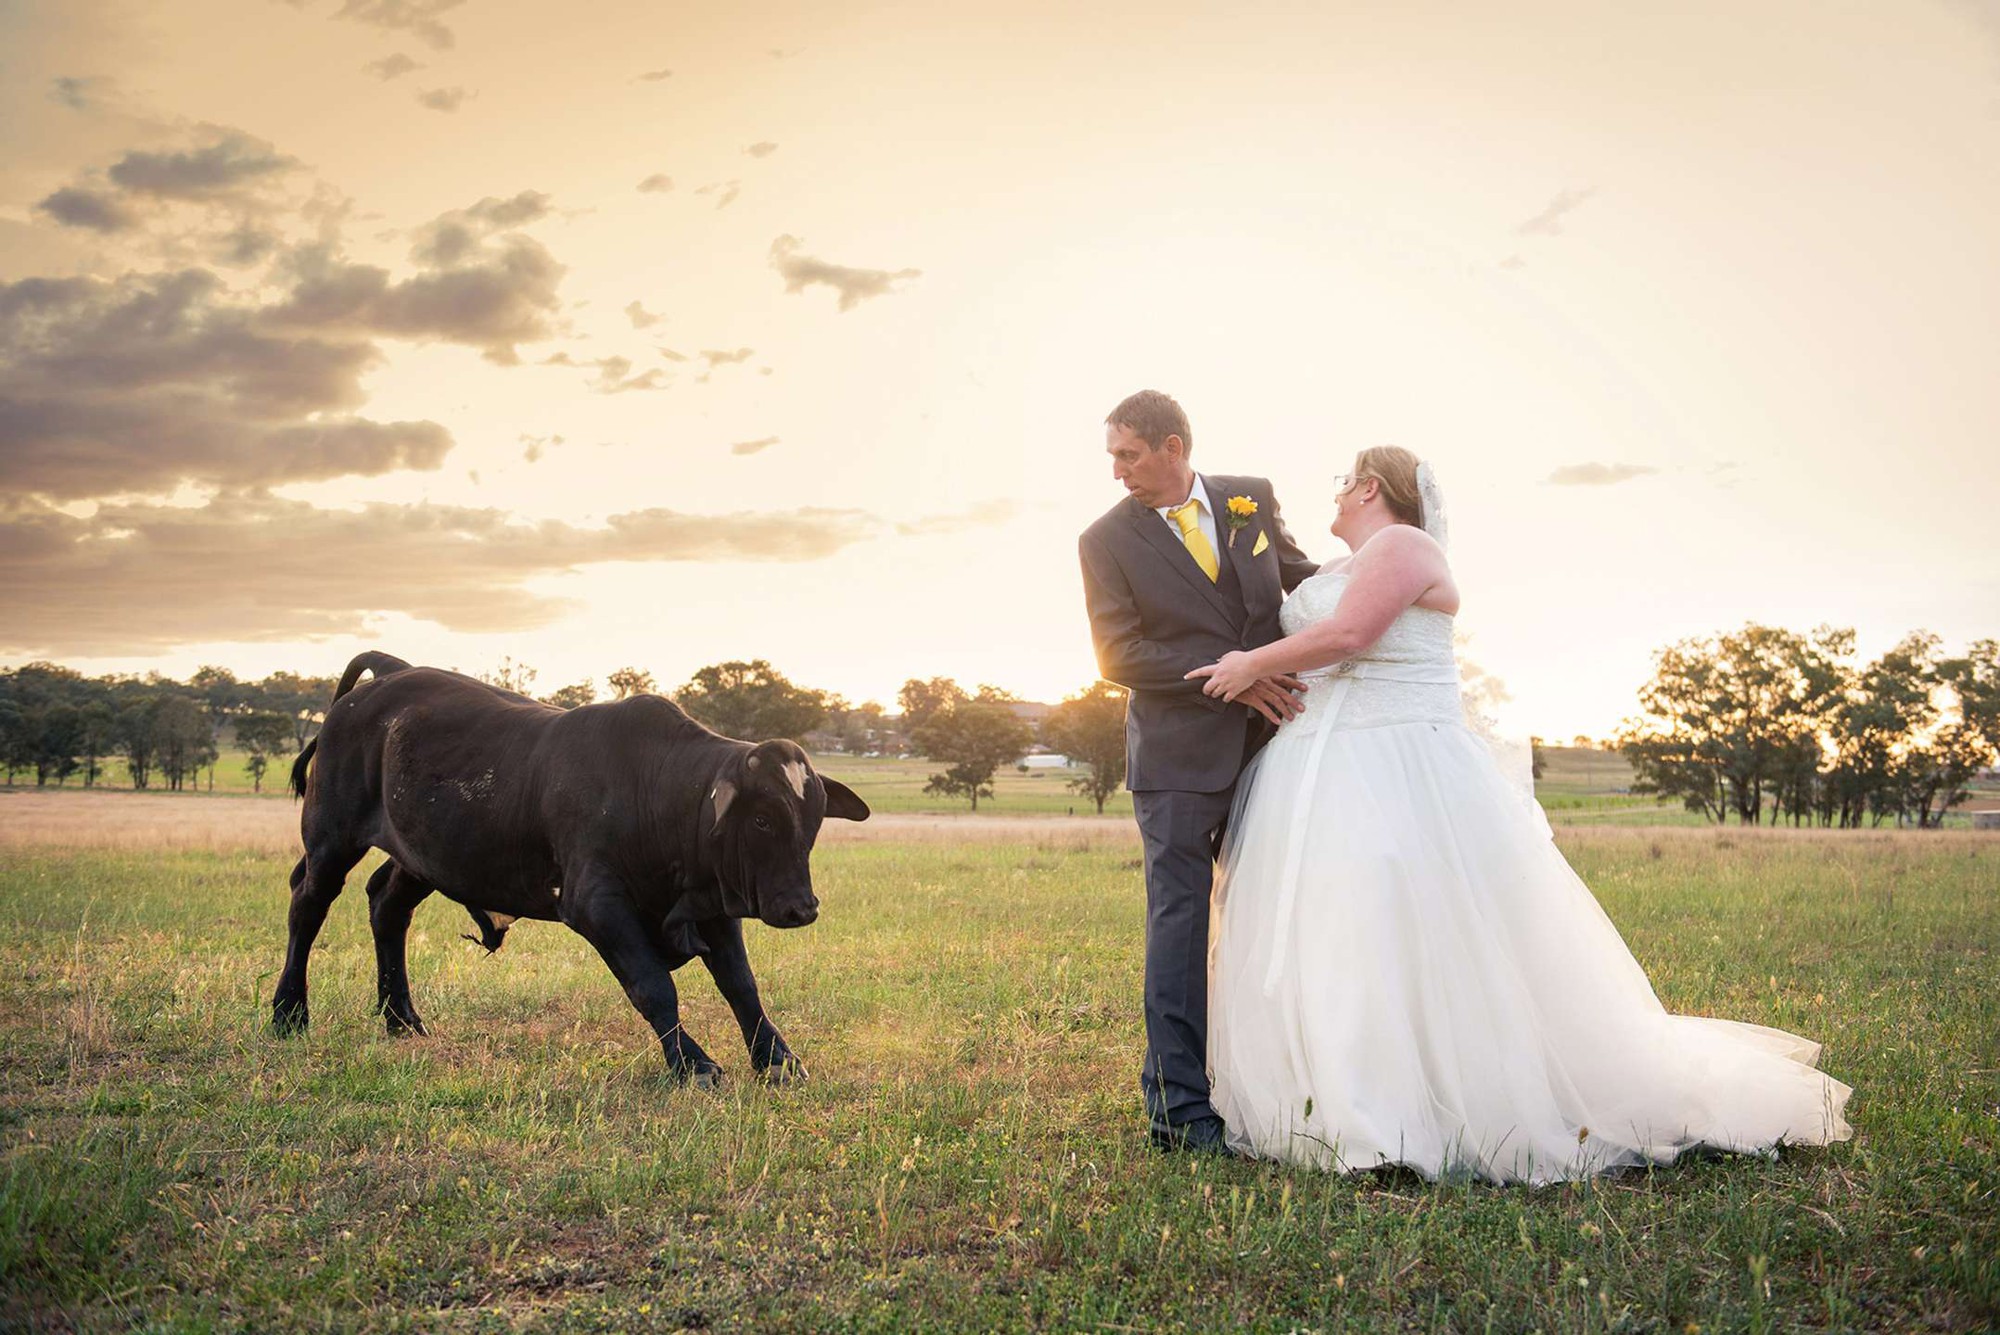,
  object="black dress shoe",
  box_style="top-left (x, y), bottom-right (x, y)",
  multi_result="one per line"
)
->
top-left (1148, 1115), bottom-right (1240, 1157)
